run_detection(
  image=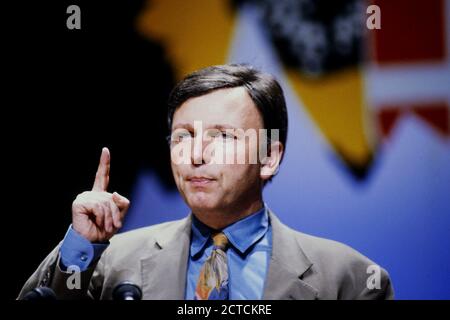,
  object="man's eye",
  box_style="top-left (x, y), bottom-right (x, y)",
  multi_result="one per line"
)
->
top-left (222, 132), bottom-right (235, 140)
top-left (172, 132), bottom-right (192, 142)
top-left (213, 131), bottom-right (234, 140)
